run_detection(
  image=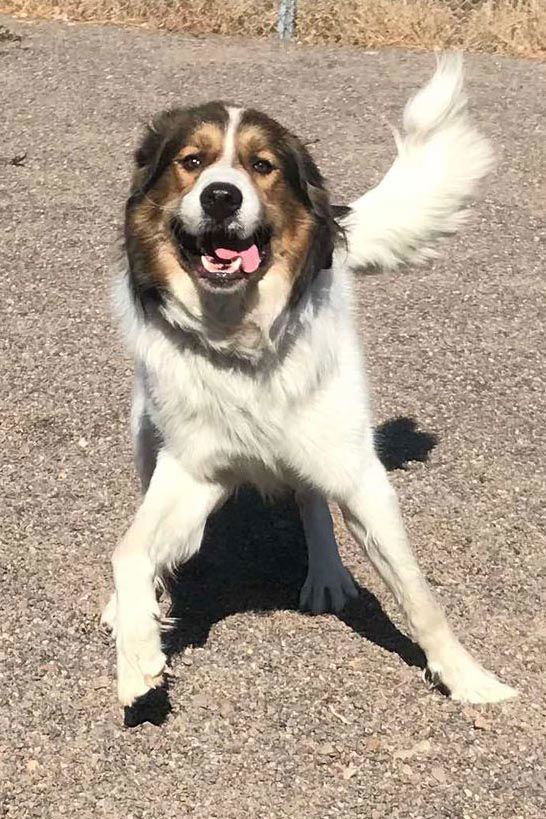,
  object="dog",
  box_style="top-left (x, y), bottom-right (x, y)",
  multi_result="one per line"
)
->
top-left (101, 55), bottom-right (517, 708)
